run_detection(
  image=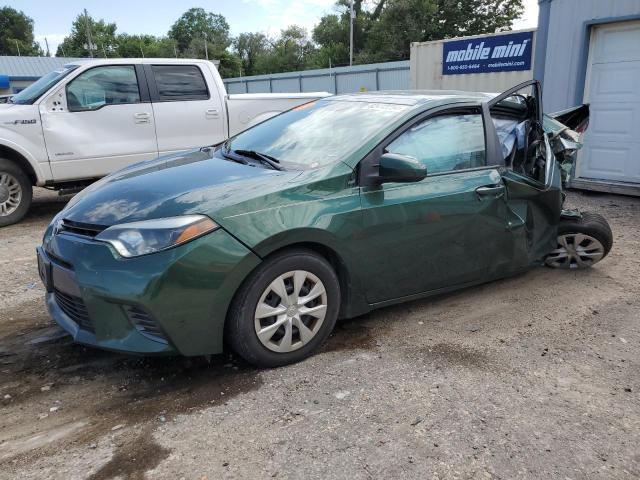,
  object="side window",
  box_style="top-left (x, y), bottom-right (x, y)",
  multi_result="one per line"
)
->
top-left (151, 65), bottom-right (209, 101)
top-left (66, 66), bottom-right (140, 112)
top-left (386, 114), bottom-right (486, 174)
